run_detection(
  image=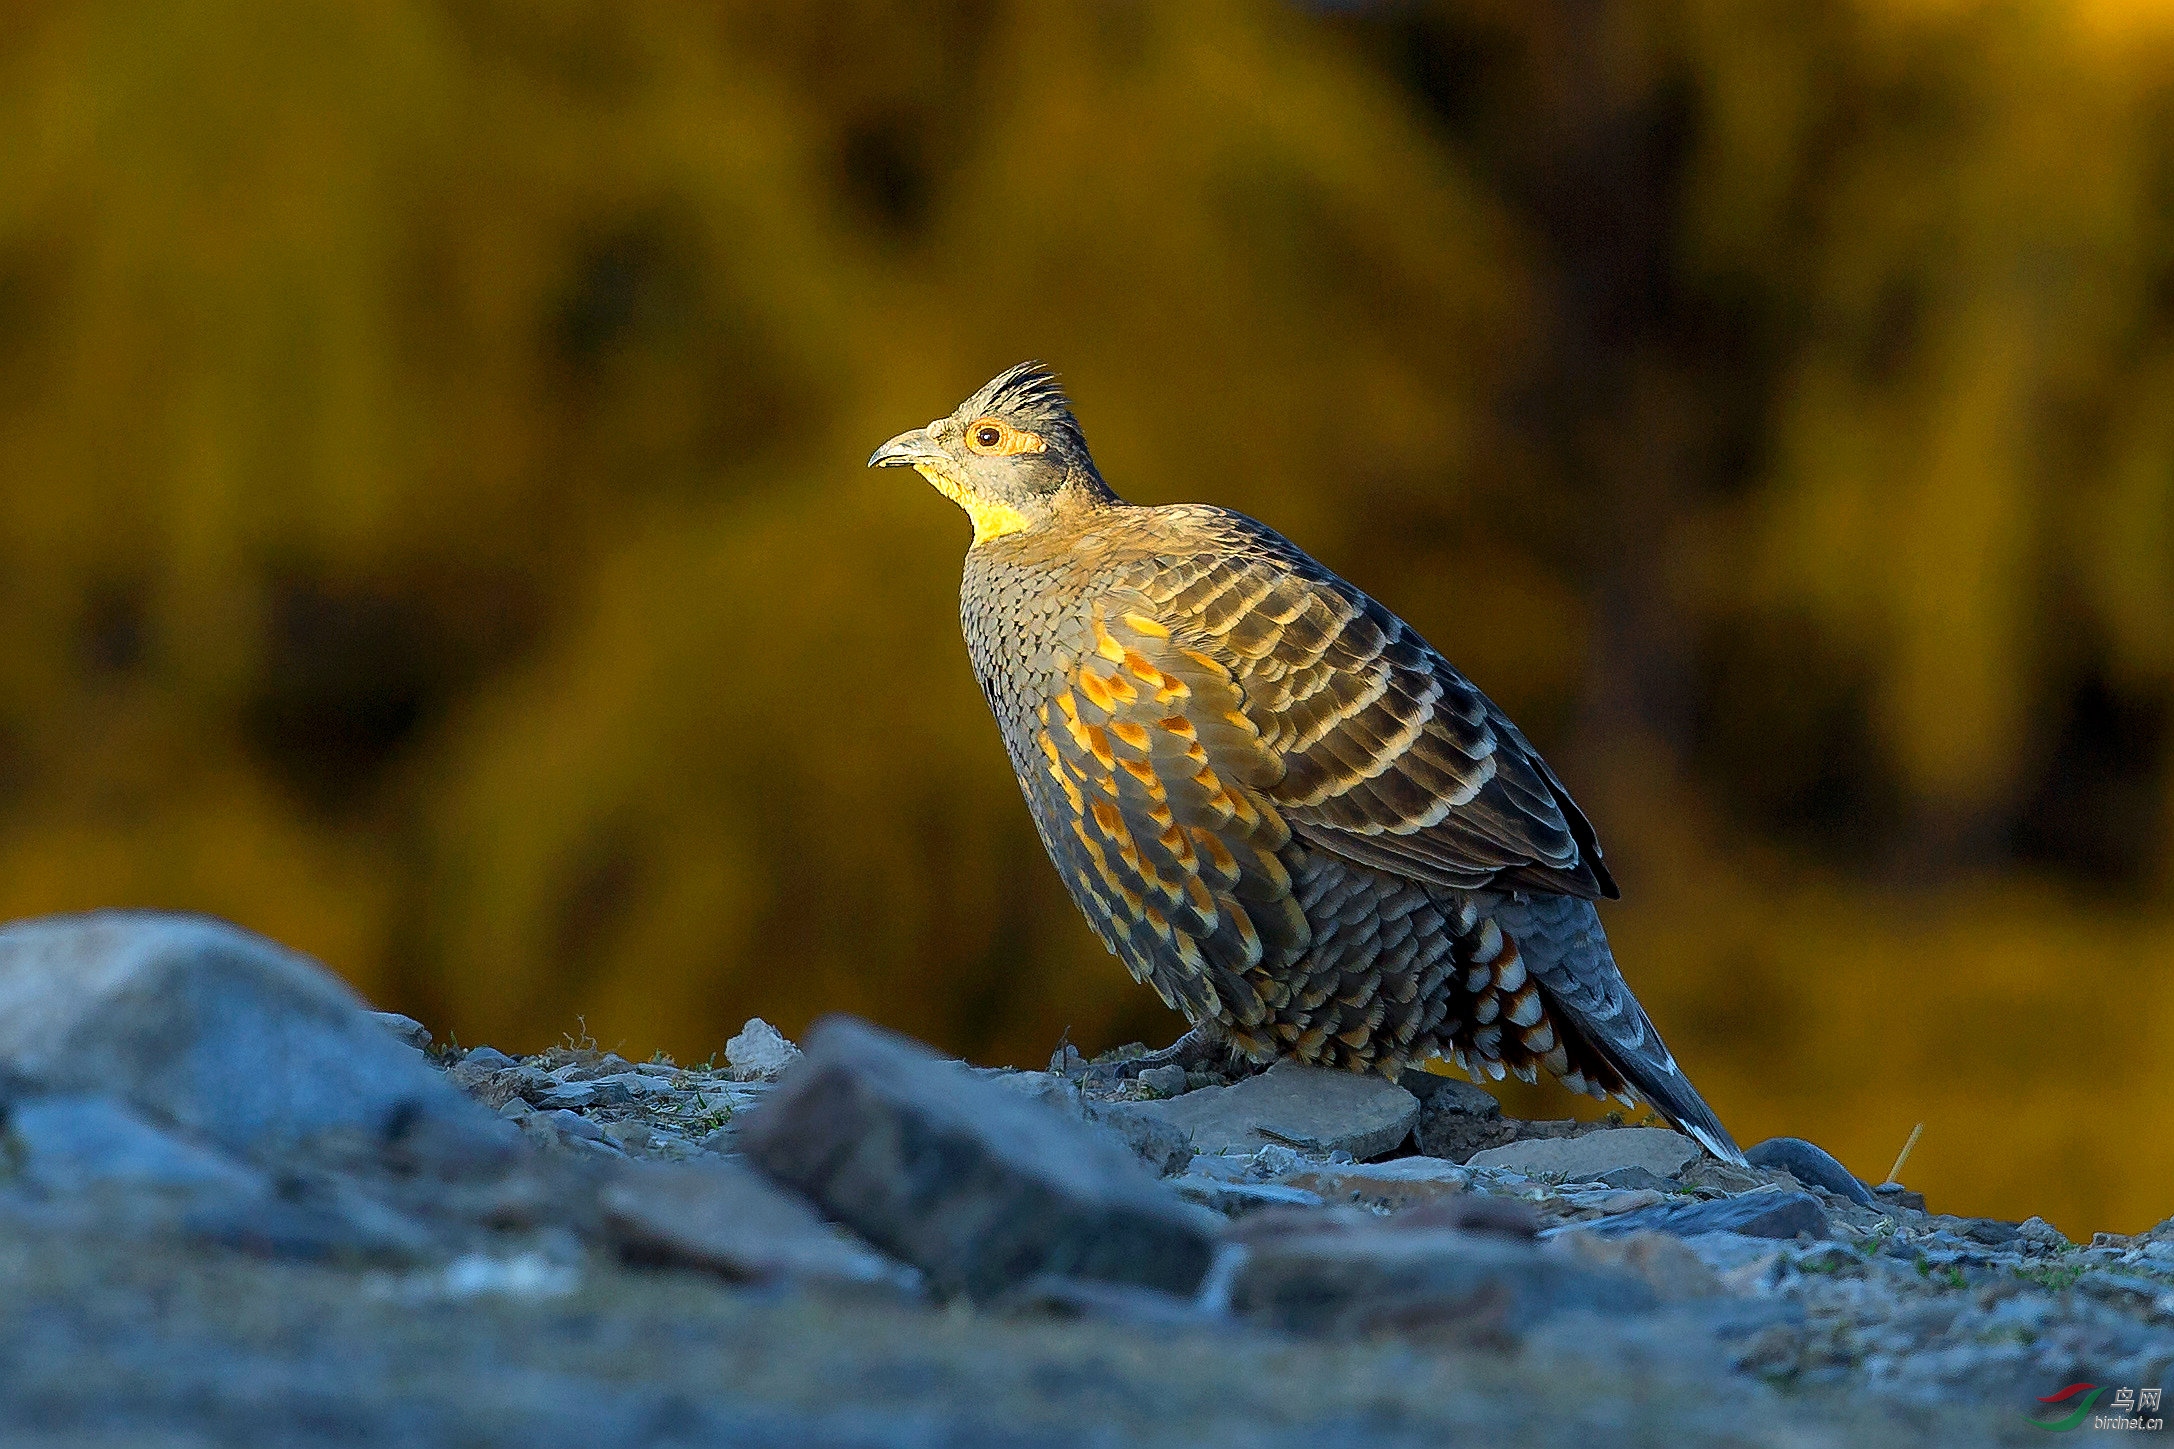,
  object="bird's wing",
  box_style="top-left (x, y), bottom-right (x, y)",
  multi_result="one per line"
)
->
top-left (1113, 524), bottom-right (1615, 901)
top-left (1023, 602), bottom-right (1314, 1038)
